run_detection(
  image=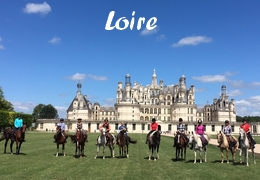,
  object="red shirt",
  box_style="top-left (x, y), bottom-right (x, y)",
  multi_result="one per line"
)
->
top-left (241, 123), bottom-right (250, 133)
top-left (150, 122), bottom-right (158, 131)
